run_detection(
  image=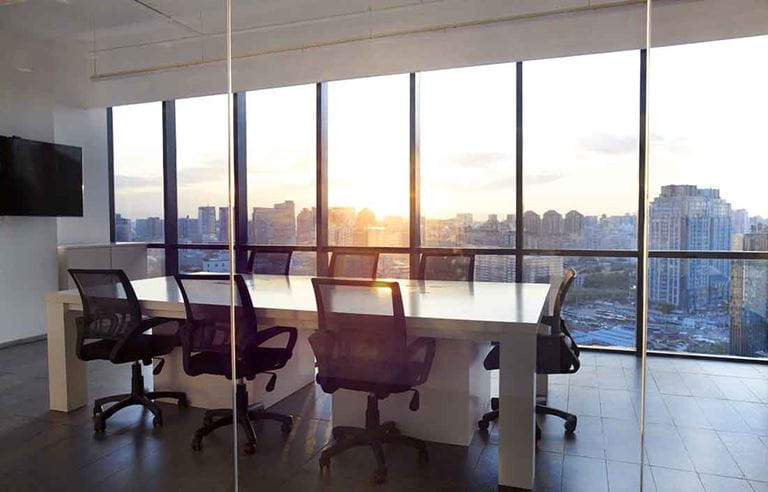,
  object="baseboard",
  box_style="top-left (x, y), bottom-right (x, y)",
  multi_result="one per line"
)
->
top-left (0, 334), bottom-right (47, 350)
